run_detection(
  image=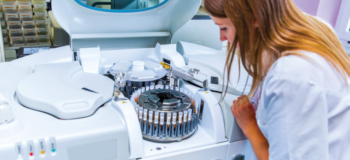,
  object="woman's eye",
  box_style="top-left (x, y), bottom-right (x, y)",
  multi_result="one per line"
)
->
top-left (220, 27), bottom-right (227, 31)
